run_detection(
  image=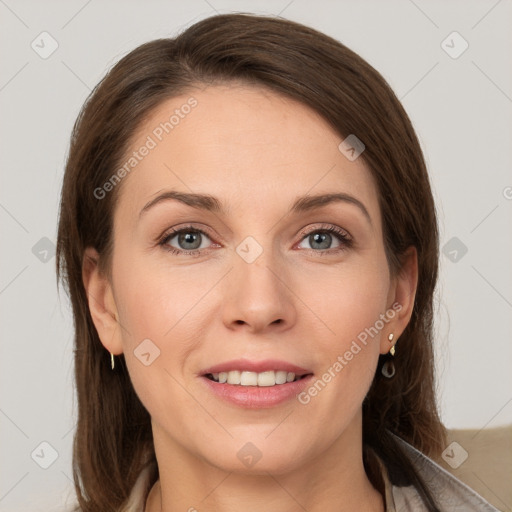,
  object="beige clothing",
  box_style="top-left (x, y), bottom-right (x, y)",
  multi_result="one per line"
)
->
top-left (122, 432), bottom-right (500, 511)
